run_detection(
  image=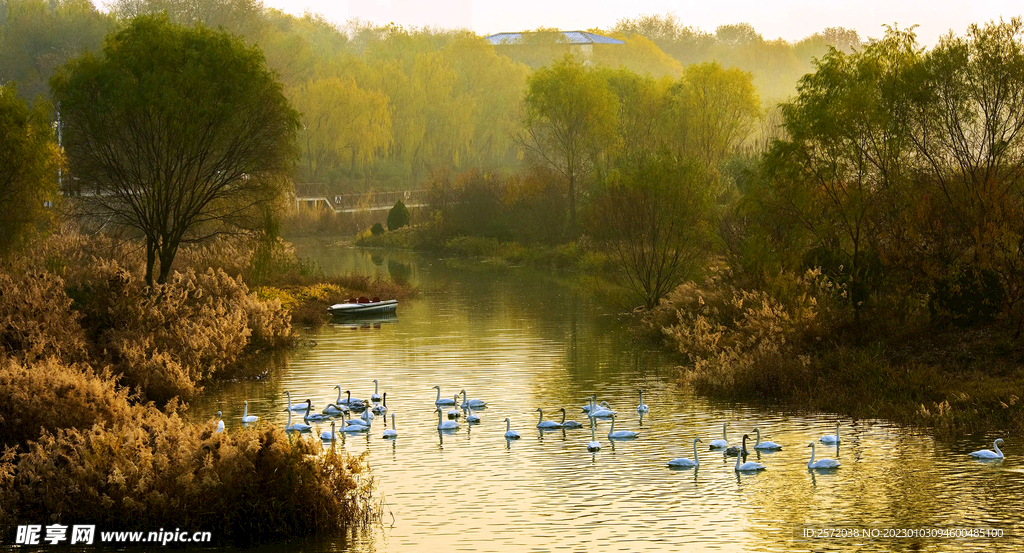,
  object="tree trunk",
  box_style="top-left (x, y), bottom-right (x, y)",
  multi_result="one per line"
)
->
top-left (145, 237), bottom-right (157, 288)
top-left (157, 240), bottom-right (179, 285)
